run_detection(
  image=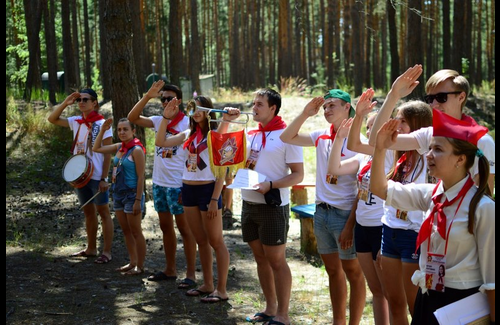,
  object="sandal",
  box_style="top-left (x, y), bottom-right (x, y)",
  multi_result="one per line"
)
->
top-left (94, 254), bottom-right (112, 264)
top-left (115, 264), bottom-right (135, 272)
top-left (177, 278), bottom-right (196, 289)
top-left (70, 250), bottom-right (96, 258)
top-left (124, 266), bottom-right (144, 276)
